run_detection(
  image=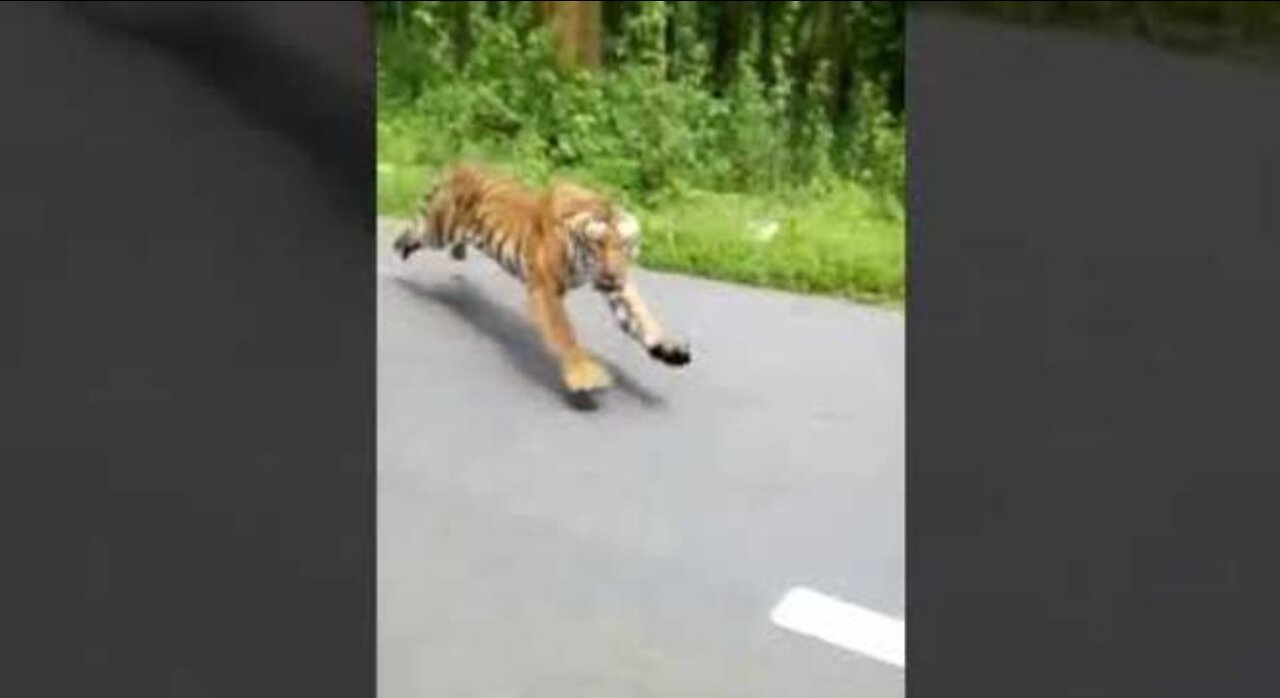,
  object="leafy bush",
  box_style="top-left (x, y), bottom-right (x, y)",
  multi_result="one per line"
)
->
top-left (378, 2), bottom-right (903, 204)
